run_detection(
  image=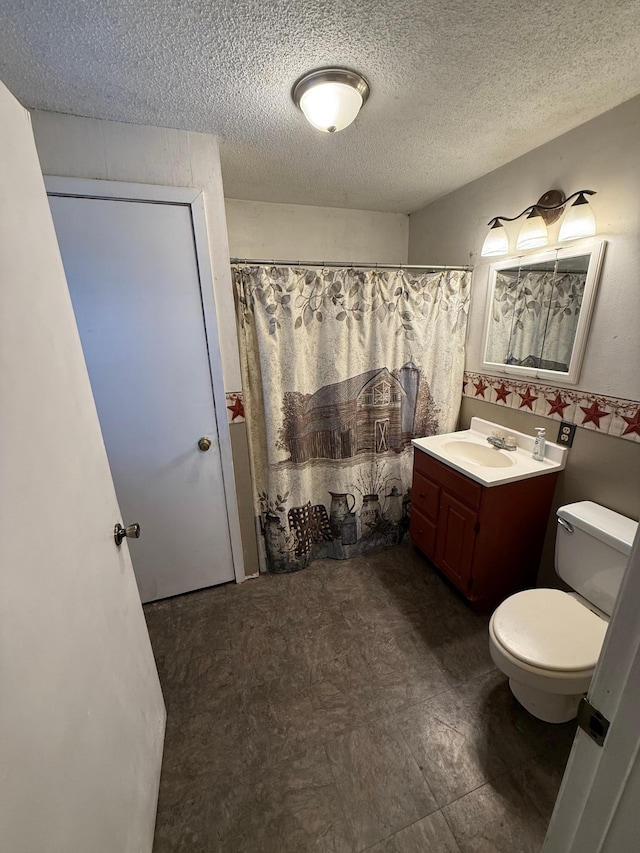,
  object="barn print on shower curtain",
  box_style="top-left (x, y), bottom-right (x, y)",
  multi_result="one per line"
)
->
top-left (235, 265), bottom-right (471, 574)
